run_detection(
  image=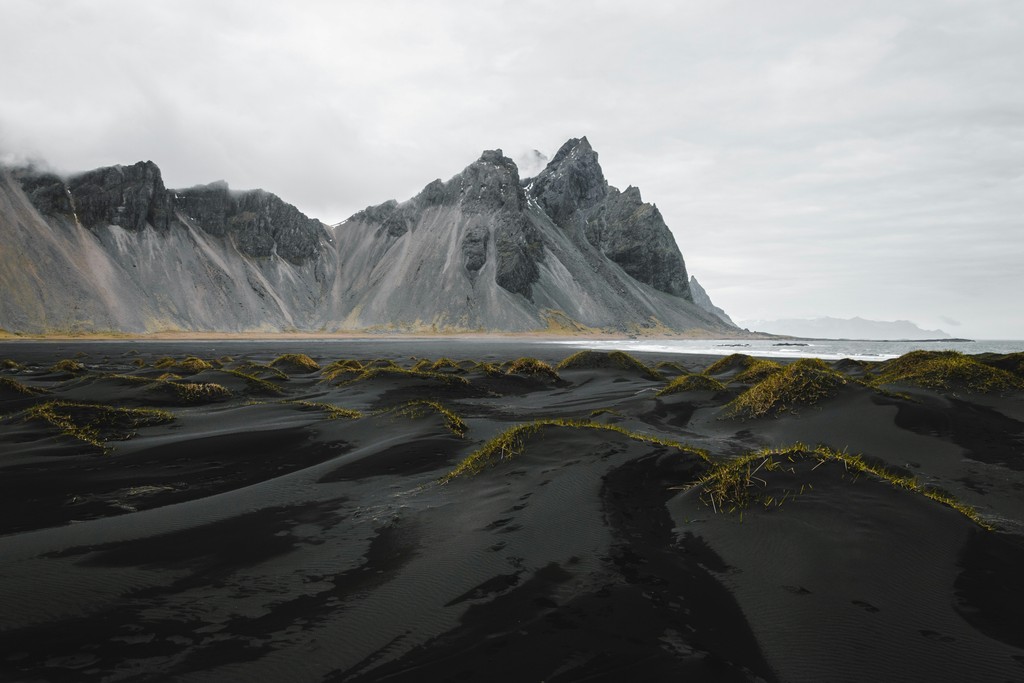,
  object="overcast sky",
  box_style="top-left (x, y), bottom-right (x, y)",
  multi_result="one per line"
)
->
top-left (1, 0), bottom-right (1022, 338)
